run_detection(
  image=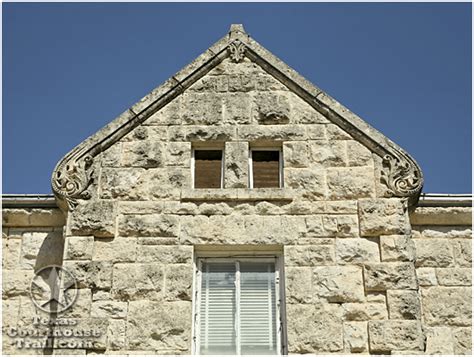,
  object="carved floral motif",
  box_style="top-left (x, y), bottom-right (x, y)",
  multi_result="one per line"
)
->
top-left (228, 41), bottom-right (246, 63)
top-left (381, 154), bottom-right (423, 199)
